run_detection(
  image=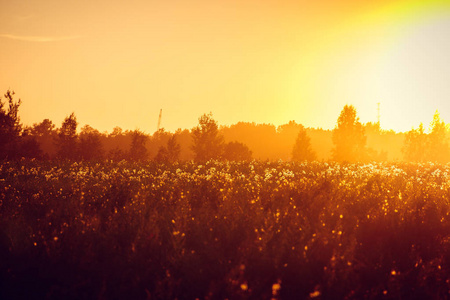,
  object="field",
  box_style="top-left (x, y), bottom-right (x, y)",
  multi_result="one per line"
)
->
top-left (1, 160), bottom-right (450, 299)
